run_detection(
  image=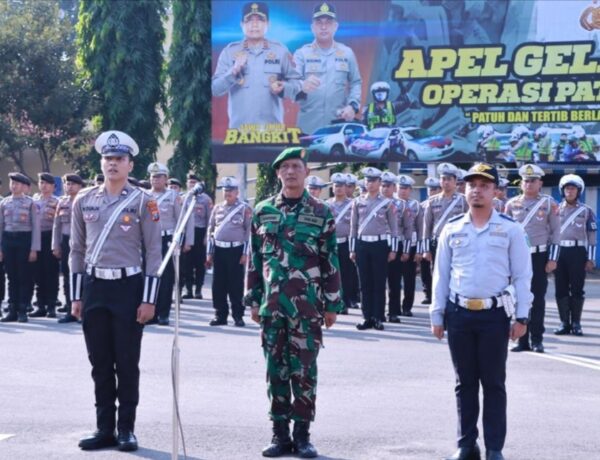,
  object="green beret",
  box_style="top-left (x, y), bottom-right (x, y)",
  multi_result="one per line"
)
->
top-left (272, 147), bottom-right (309, 169)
